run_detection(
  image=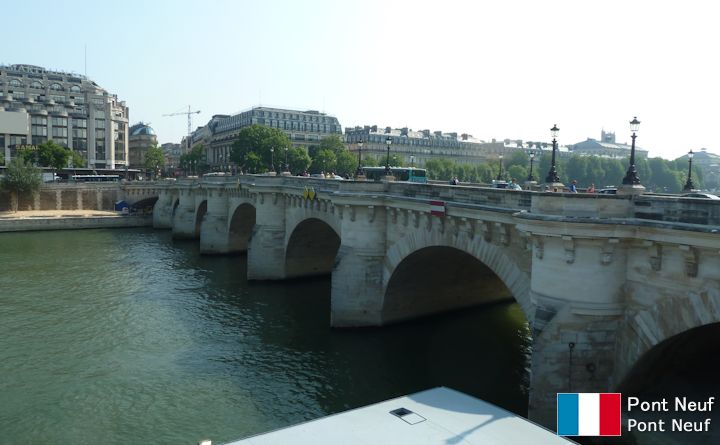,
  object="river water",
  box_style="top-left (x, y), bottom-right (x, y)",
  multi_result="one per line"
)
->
top-left (0, 228), bottom-right (531, 445)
